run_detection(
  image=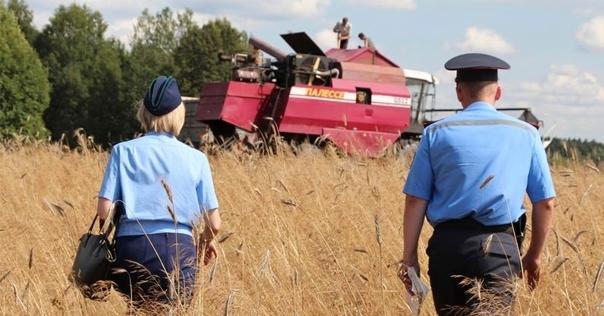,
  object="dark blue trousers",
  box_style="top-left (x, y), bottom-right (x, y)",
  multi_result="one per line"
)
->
top-left (110, 233), bottom-right (197, 307)
top-left (427, 225), bottom-right (521, 316)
